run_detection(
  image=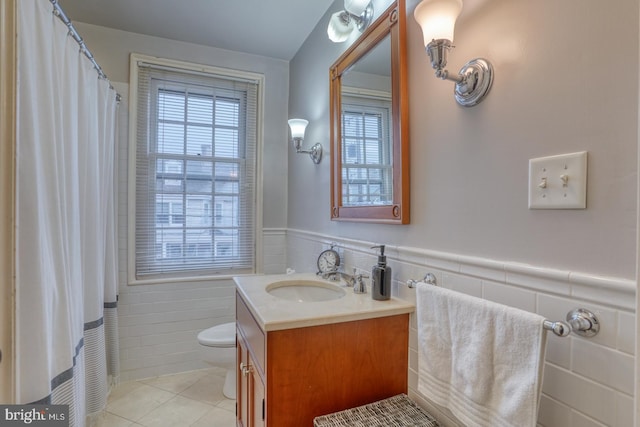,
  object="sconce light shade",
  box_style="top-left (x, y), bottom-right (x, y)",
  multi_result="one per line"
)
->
top-left (287, 118), bottom-right (322, 164)
top-left (414, 0), bottom-right (493, 107)
top-left (344, 0), bottom-right (371, 16)
top-left (287, 118), bottom-right (309, 140)
top-left (414, 0), bottom-right (462, 45)
top-left (328, 11), bottom-right (354, 43)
